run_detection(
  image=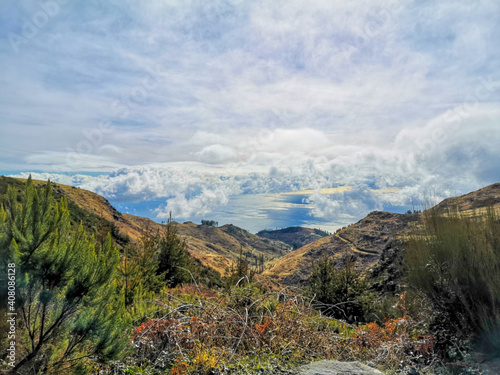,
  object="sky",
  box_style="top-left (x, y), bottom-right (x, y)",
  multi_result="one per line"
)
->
top-left (1, 0), bottom-right (499, 233)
